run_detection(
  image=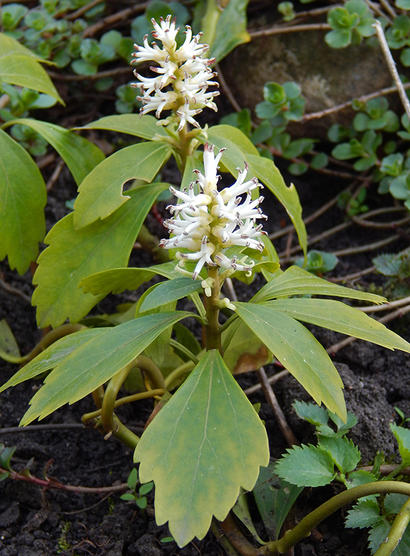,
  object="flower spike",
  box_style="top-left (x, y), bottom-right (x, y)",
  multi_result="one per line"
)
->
top-left (131, 18), bottom-right (219, 129)
top-left (161, 145), bottom-right (267, 278)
